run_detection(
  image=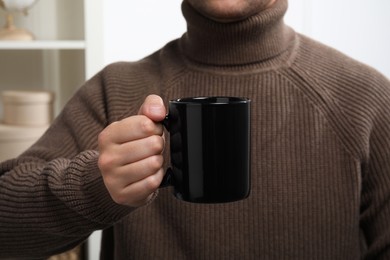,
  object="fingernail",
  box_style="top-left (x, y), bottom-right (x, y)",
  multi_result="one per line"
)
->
top-left (149, 104), bottom-right (163, 115)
